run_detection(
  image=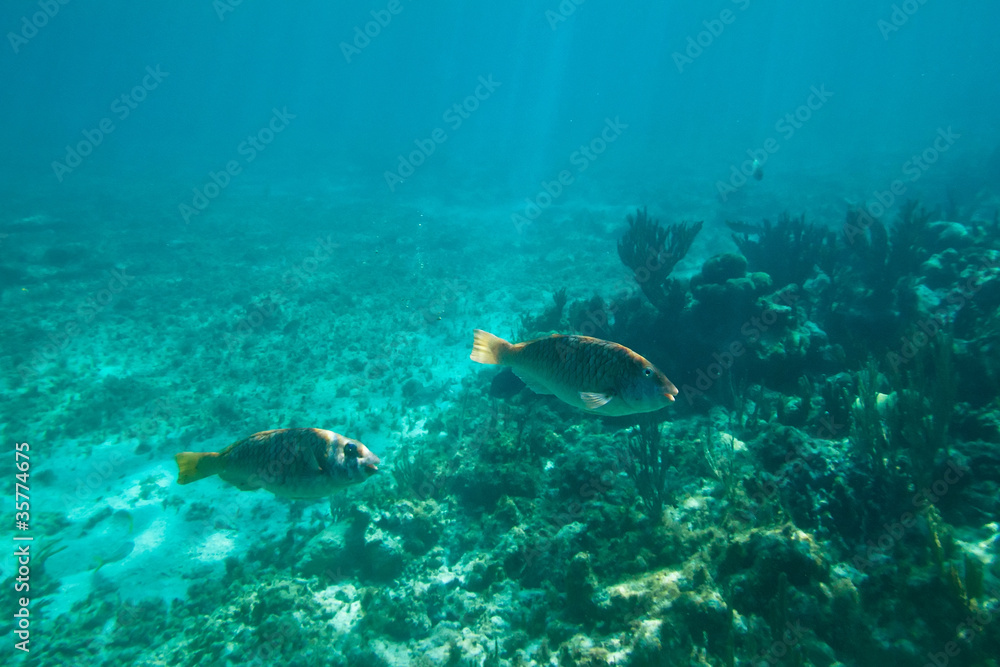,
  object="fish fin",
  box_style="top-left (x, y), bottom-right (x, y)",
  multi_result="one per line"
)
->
top-left (233, 481), bottom-right (261, 491)
top-left (307, 447), bottom-right (327, 473)
top-left (511, 368), bottom-right (554, 395)
top-left (470, 329), bottom-right (511, 365)
top-left (174, 452), bottom-right (222, 485)
top-left (580, 392), bottom-right (613, 410)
